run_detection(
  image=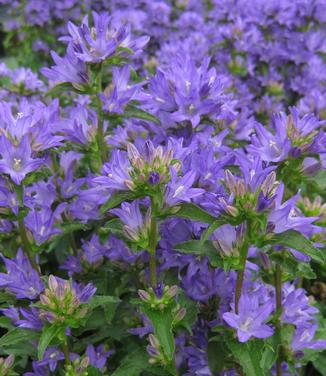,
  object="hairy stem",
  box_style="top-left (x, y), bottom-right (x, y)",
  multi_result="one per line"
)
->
top-left (62, 332), bottom-right (71, 366)
top-left (148, 212), bottom-right (158, 289)
top-left (235, 220), bottom-right (251, 314)
top-left (275, 263), bottom-right (283, 376)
